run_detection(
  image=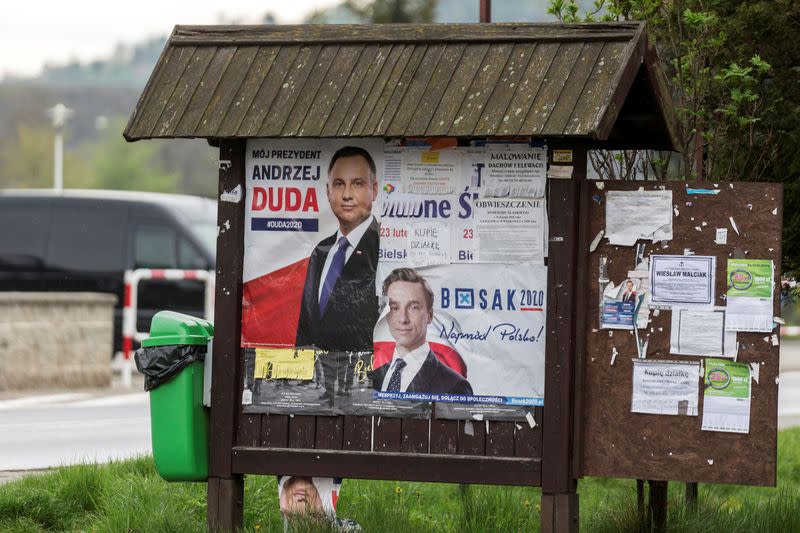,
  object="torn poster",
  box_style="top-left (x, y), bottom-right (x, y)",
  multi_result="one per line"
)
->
top-left (601, 277), bottom-right (650, 329)
top-left (482, 144), bottom-right (546, 198)
top-left (701, 358), bottom-right (751, 434)
top-left (670, 308), bottom-right (737, 357)
top-left (605, 190), bottom-right (673, 246)
top-left (402, 148), bottom-right (461, 194)
top-left (650, 255), bottom-right (715, 308)
top-left (474, 198), bottom-right (545, 262)
top-left (726, 259), bottom-right (774, 332)
top-left (631, 359), bottom-right (700, 416)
